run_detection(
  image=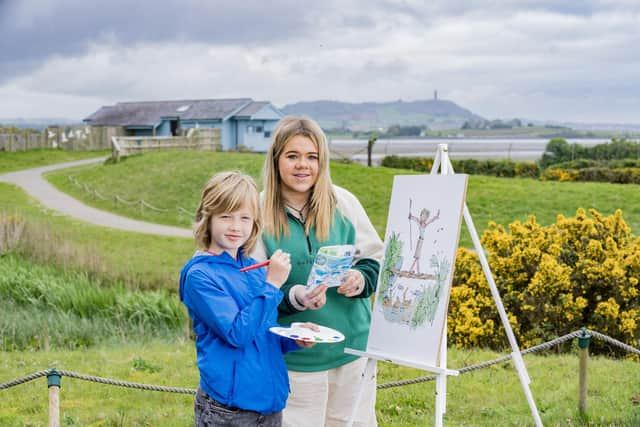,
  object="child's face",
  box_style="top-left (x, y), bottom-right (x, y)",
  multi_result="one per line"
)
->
top-left (208, 206), bottom-right (254, 258)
